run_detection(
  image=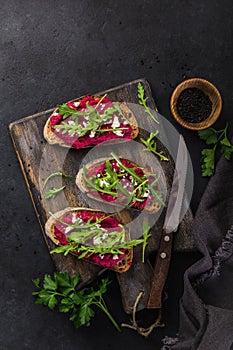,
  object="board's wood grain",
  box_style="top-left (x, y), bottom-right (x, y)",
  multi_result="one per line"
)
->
top-left (9, 78), bottom-right (195, 313)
